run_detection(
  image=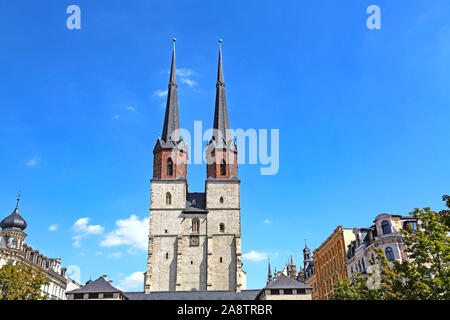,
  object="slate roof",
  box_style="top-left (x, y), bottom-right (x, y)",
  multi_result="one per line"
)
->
top-left (161, 43), bottom-right (180, 143)
top-left (66, 277), bottom-right (123, 294)
top-left (184, 193), bottom-right (208, 213)
top-left (265, 274), bottom-right (312, 290)
top-left (125, 290), bottom-right (261, 300)
top-left (1, 207), bottom-right (27, 231)
top-left (208, 45), bottom-right (237, 152)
